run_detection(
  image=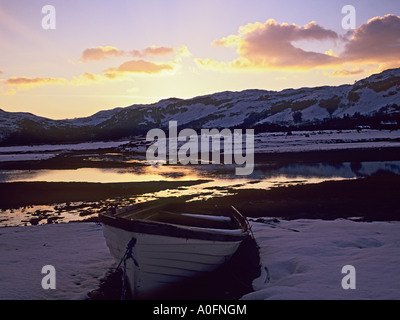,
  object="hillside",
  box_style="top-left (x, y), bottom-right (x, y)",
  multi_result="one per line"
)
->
top-left (1, 68), bottom-right (399, 146)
